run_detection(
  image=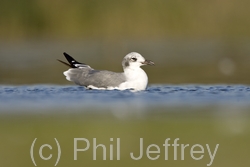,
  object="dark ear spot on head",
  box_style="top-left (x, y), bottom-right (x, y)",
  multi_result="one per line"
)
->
top-left (125, 61), bottom-right (129, 67)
